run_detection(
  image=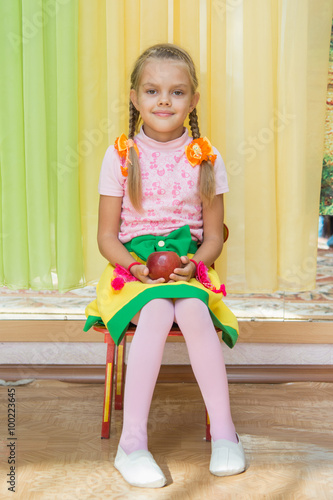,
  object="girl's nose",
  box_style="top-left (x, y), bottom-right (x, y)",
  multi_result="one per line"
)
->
top-left (158, 94), bottom-right (171, 106)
